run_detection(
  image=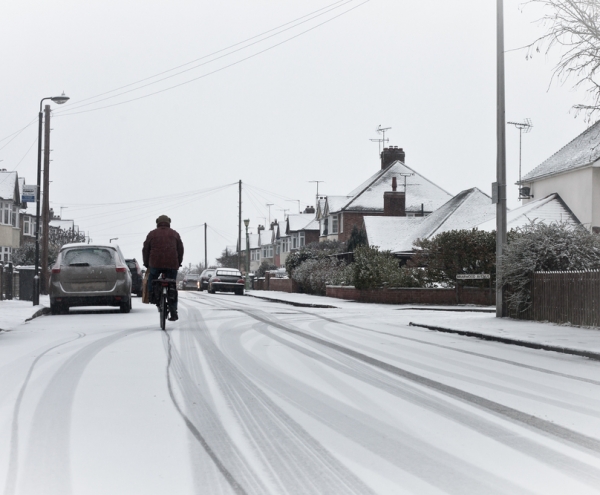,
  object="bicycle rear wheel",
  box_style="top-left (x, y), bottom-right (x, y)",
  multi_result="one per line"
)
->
top-left (160, 290), bottom-right (167, 330)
